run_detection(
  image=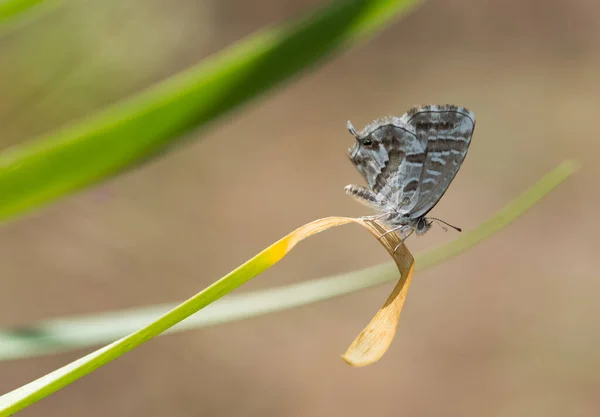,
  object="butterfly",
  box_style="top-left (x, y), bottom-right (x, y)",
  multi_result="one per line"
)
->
top-left (345, 104), bottom-right (476, 247)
